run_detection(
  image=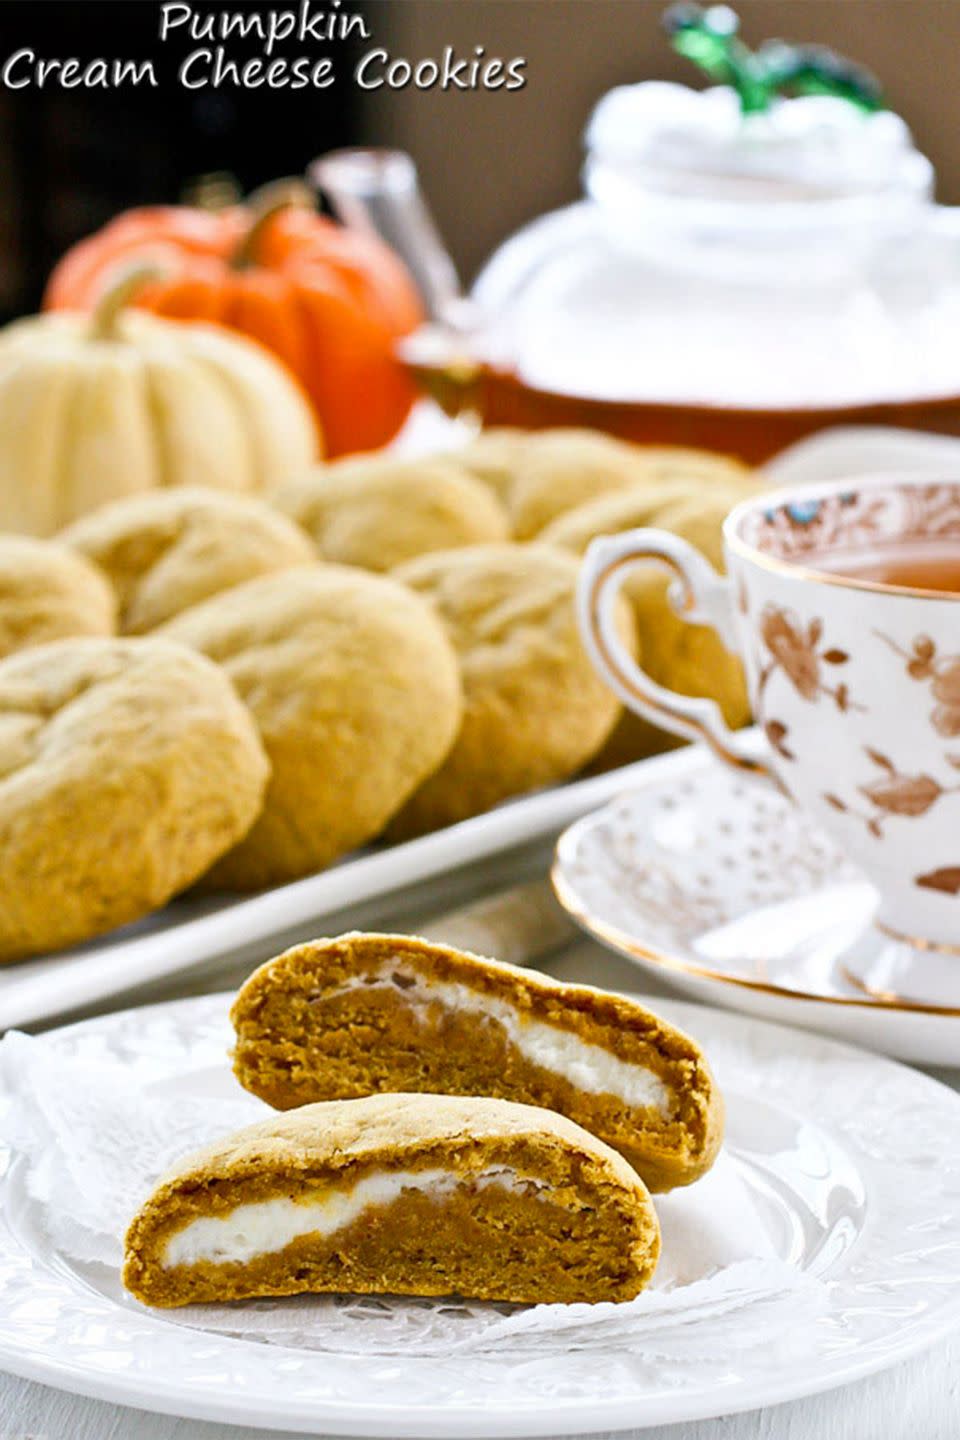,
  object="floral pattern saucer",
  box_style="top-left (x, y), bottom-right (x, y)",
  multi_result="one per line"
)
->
top-left (552, 747), bottom-right (960, 1065)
